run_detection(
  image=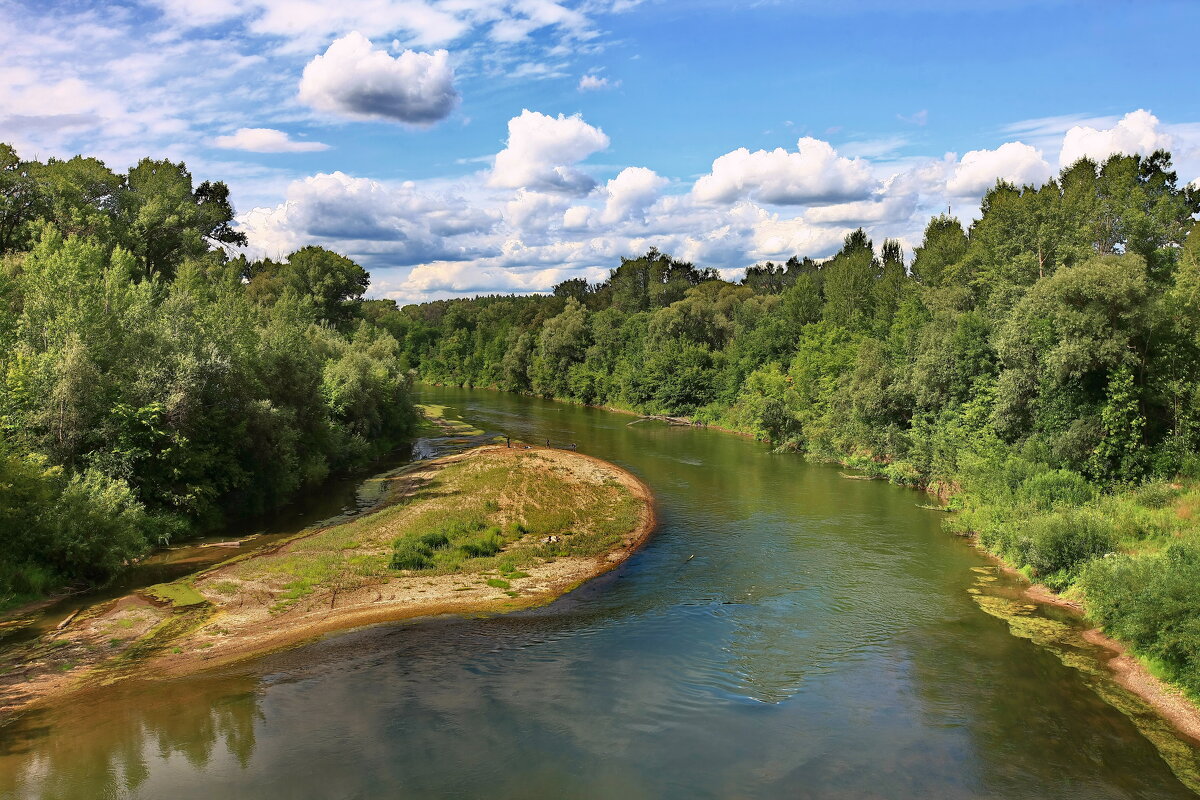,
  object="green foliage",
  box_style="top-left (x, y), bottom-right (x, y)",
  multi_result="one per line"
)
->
top-left (377, 150), bottom-right (1200, 692)
top-left (1019, 511), bottom-right (1115, 587)
top-left (0, 142), bottom-right (417, 602)
top-left (911, 214), bottom-right (968, 287)
top-left (1019, 469), bottom-right (1096, 510)
top-left (390, 538), bottom-right (436, 571)
top-left (459, 530), bottom-right (504, 558)
top-left (1080, 543), bottom-right (1200, 695)
top-left (418, 531), bottom-right (451, 549)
